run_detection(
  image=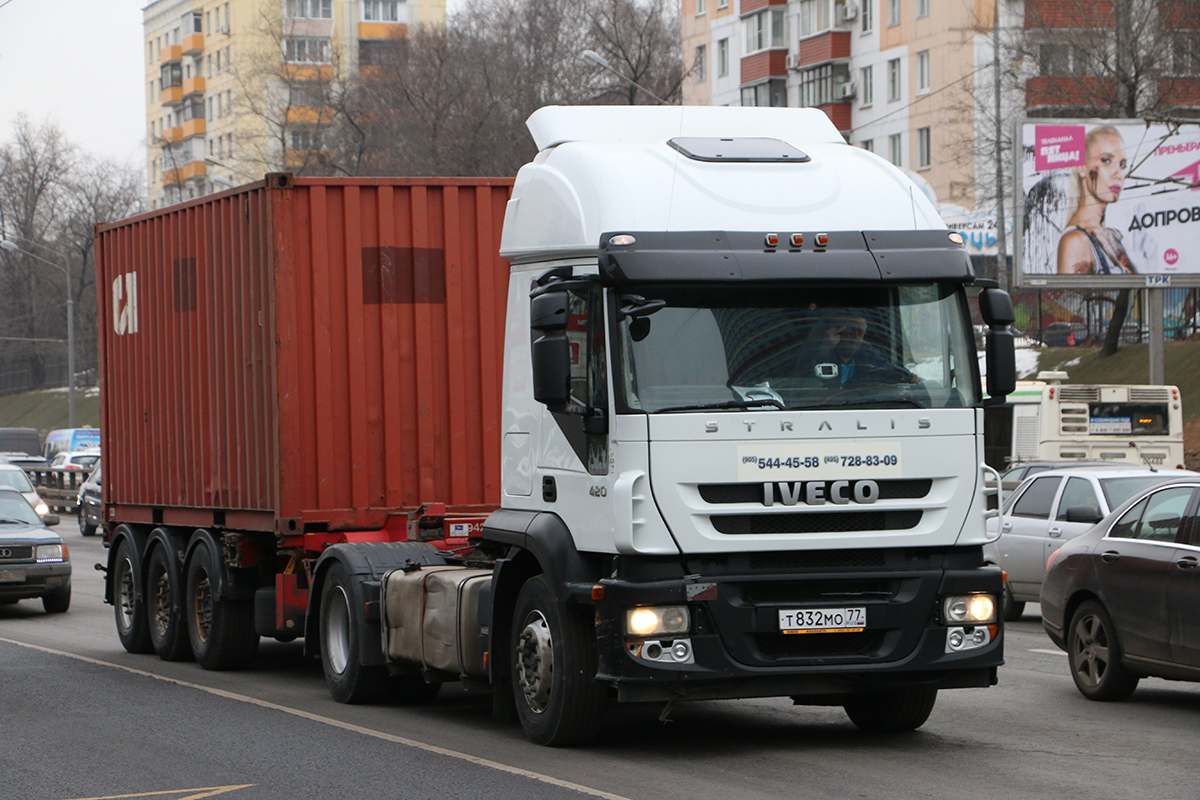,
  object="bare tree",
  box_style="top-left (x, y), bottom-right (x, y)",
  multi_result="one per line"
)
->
top-left (583, 0), bottom-right (684, 105)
